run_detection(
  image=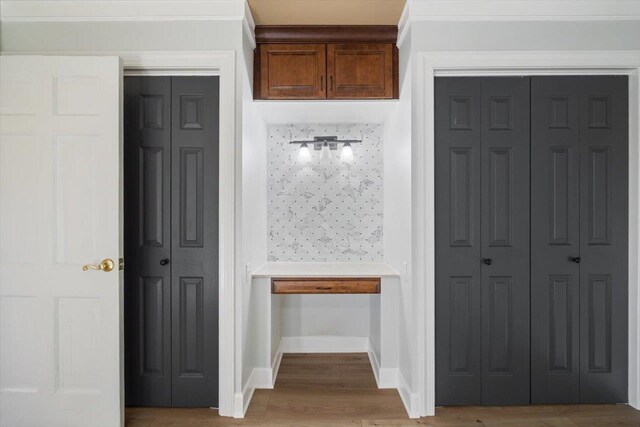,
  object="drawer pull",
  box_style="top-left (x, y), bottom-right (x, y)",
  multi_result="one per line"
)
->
top-left (315, 286), bottom-right (333, 290)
